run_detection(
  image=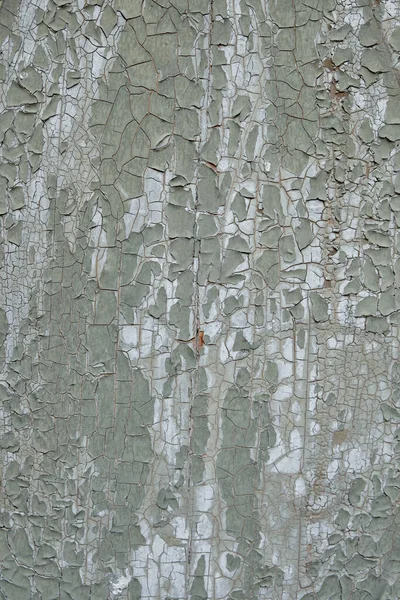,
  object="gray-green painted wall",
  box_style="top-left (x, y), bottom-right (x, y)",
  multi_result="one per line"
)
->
top-left (1, 0), bottom-right (400, 598)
